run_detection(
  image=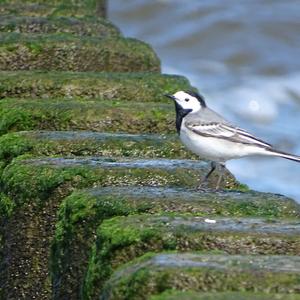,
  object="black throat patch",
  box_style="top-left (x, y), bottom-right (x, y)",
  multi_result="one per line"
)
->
top-left (174, 102), bottom-right (192, 134)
